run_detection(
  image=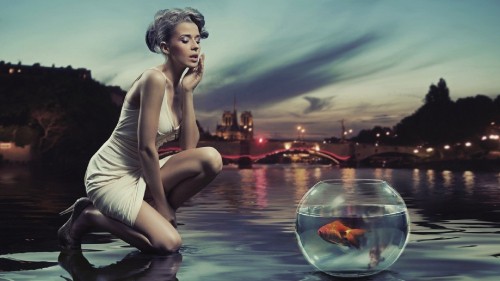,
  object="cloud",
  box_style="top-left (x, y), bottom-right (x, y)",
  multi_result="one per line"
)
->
top-left (370, 114), bottom-right (399, 123)
top-left (303, 96), bottom-right (335, 114)
top-left (195, 33), bottom-right (383, 112)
